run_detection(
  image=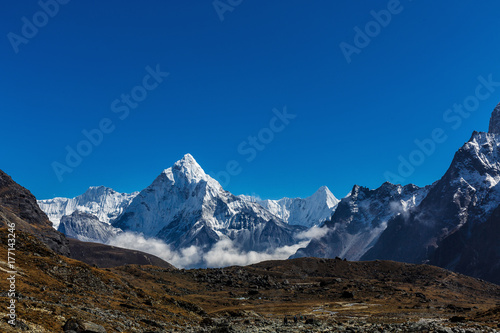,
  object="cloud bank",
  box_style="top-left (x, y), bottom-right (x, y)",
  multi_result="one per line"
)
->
top-left (107, 227), bottom-right (328, 269)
